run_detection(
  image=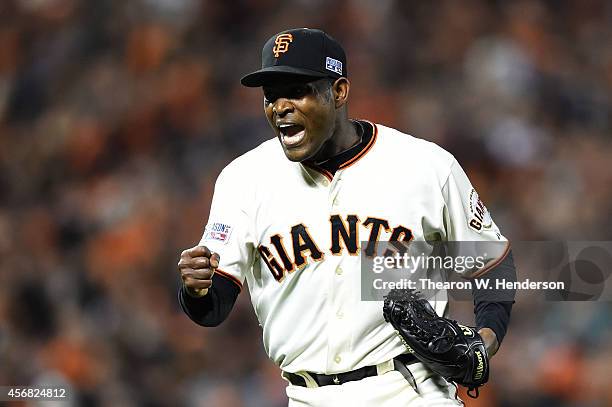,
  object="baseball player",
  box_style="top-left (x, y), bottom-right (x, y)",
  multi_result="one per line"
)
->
top-left (178, 28), bottom-right (515, 406)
